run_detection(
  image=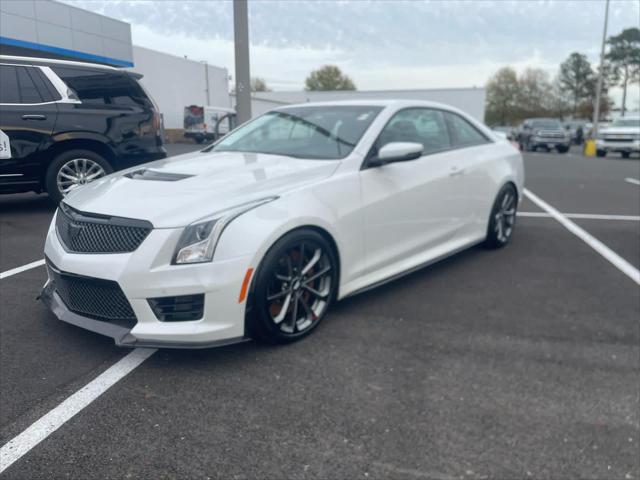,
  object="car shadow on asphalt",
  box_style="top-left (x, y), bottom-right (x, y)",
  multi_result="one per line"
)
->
top-left (0, 192), bottom-right (55, 214)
